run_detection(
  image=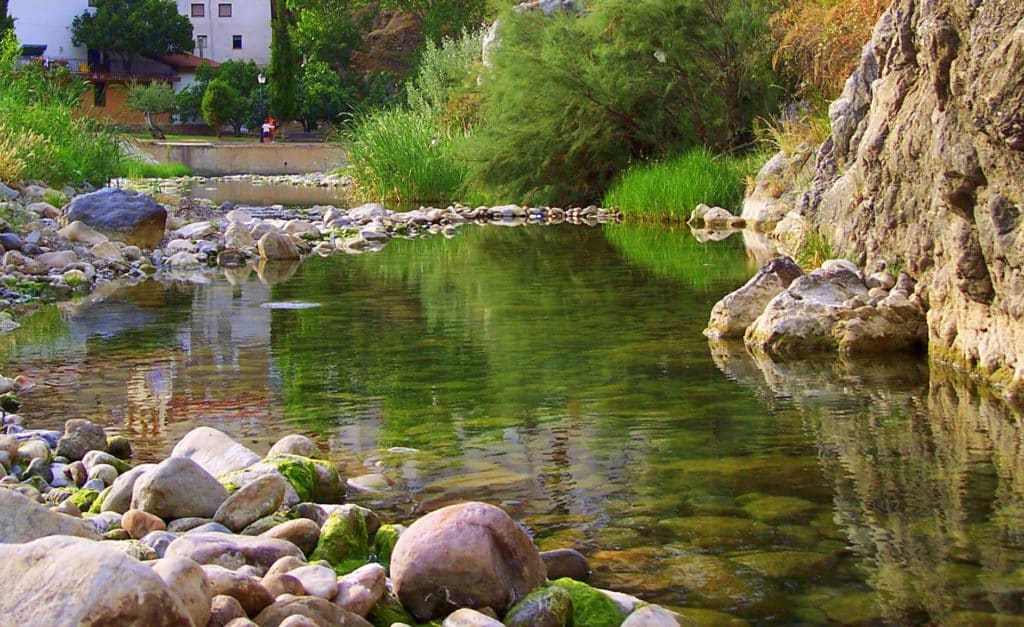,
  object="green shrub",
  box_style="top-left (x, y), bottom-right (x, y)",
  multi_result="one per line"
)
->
top-left (201, 78), bottom-right (240, 138)
top-left (344, 108), bottom-right (465, 204)
top-left (463, 0), bottom-right (781, 206)
top-left (120, 159), bottom-right (192, 179)
top-left (603, 148), bottom-right (760, 221)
